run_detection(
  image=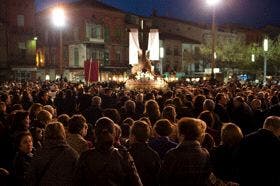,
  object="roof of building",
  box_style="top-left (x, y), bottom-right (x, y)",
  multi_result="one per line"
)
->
top-left (160, 33), bottom-right (201, 44)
